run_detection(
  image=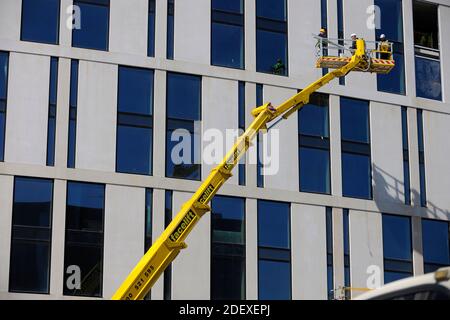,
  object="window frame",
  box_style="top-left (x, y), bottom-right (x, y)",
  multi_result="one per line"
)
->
top-left (340, 97), bottom-right (373, 200)
top-left (63, 181), bottom-right (106, 298)
top-left (71, 0), bottom-right (110, 52)
top-left (165, 72), bottom-right (202, 181)
top-left (210, 195), bottom-right (246, 300)
top-left (257, 200), bottom-right (292, 300)
top-left (211, 0), bottom-right (245, 70)
top-left (20, 0), bottom-right (61, 45)
top-left (255, 0), bottom-right (289, 76)
top-left (116, 66), bottom-right (155, 176)
top-left (298, 92), bottom-right (331, 195)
